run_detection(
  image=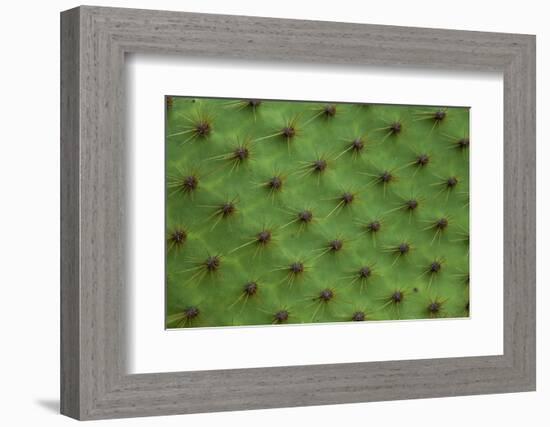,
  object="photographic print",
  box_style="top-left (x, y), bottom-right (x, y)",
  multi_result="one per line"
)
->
top-left (165, 97), bottom-right (469, 329)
